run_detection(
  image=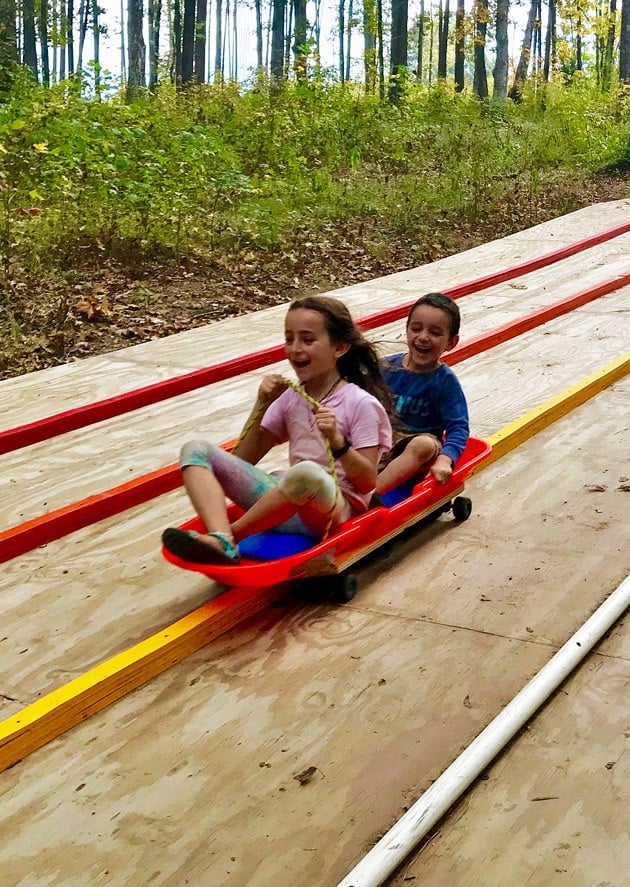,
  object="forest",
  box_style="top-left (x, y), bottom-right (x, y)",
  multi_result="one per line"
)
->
top-left (0, 0), bottom-right (629, 378)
